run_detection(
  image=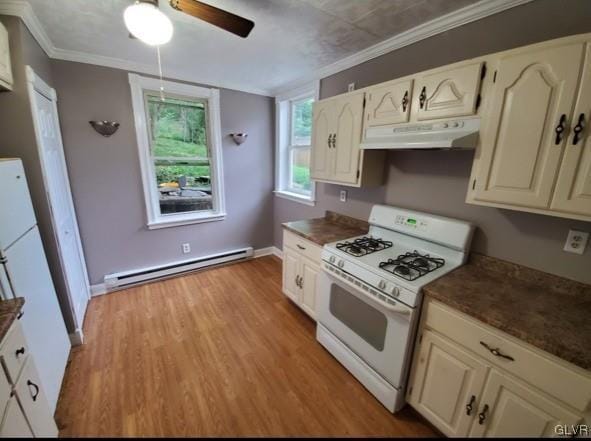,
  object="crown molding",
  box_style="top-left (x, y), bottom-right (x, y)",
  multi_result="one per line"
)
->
top-left (269, 0), bottom-right (535, 96)
top-left (2, 0), bottom-right (534, 98)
